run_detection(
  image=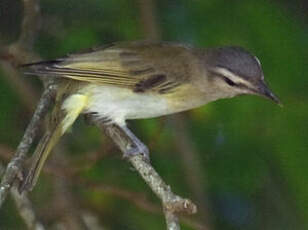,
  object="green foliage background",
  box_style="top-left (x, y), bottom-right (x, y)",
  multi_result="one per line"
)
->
top-left (0, 0), bottom-right (307, 229)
